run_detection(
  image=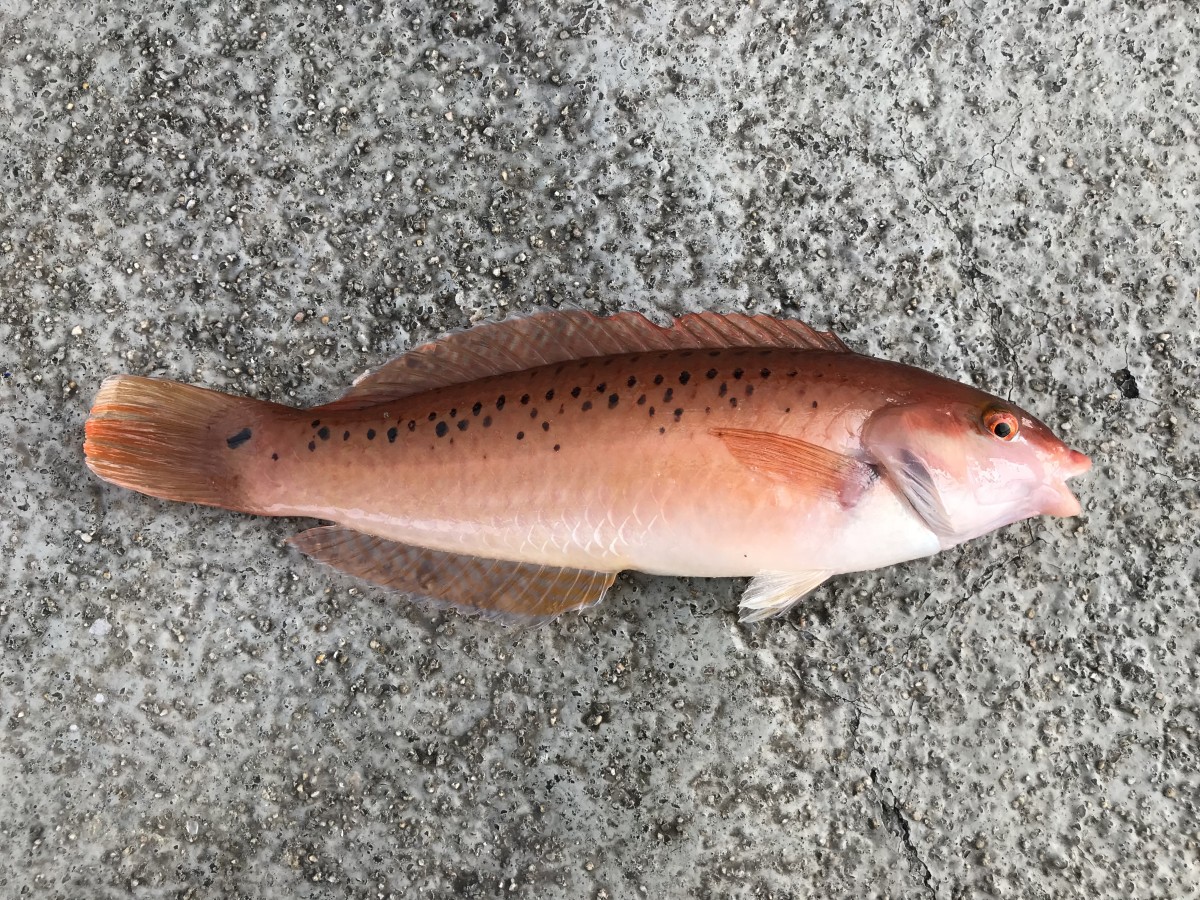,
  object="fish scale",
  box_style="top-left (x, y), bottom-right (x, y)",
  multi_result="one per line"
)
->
top-left (84, 310), bottom-right (1090, 621)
